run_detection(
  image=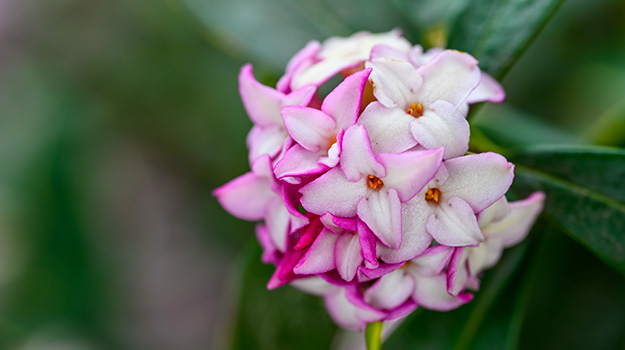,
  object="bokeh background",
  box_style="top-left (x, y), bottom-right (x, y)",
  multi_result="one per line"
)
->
top-left (0, 0), bottom-right (624, 349)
